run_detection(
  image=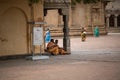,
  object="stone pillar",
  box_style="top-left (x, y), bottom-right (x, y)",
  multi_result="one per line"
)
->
top-left (63, 15), bottom-right (70, 54)
top-left (60, 8), bottom-right (71, 54)
top-left (114, 14), bottom-right (118, 28)
top-left (106, 14), bottom-right (110, 28)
